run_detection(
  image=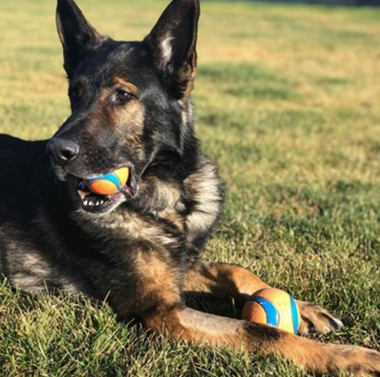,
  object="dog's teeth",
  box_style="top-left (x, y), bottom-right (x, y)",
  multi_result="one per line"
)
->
top-left (96, 201), bottom-right (100, 206)
top-left (77, 190), bottom-right (90, 201)
top-left (83, 200), bottom-right (88, 206)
